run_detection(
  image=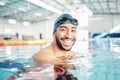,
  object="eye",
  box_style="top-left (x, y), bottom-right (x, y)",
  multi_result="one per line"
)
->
top-left (60, 28), bottom-right (66, 32)
top-left (71, 29), bottom-right (76, 32)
